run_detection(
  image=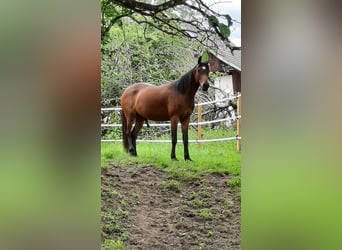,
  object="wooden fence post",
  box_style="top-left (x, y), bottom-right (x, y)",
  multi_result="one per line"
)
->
top-left (236, 95), bottom-right (241, 152)
top-left (197, 104), bottom-right (202, 148)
